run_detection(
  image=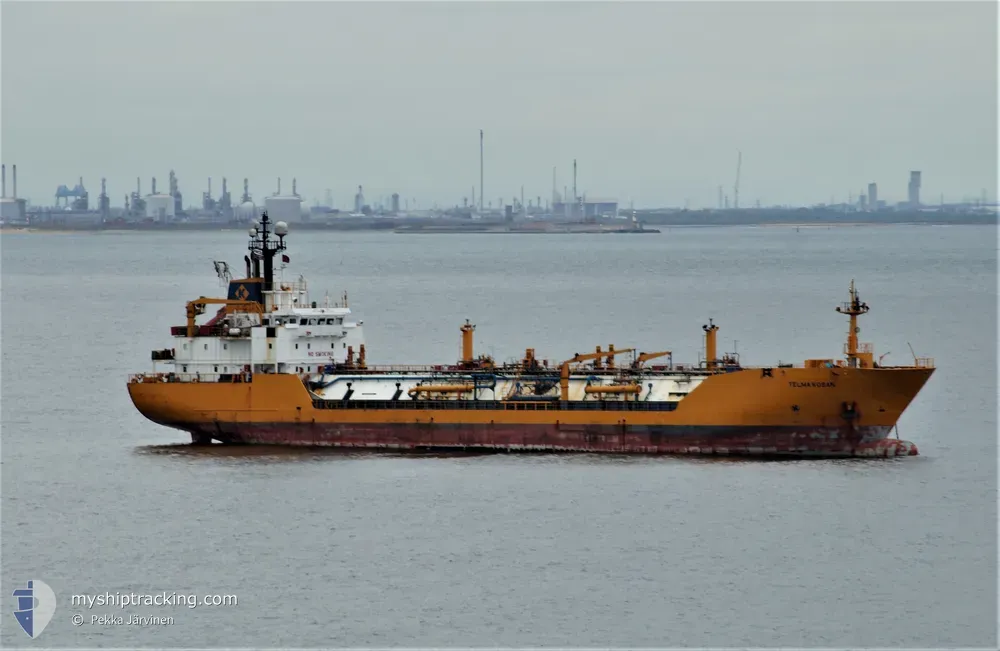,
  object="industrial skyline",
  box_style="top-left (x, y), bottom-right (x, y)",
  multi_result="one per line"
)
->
top-left (2, 2), bottom-right (996, 208)
top-left (1, 158), bottom-right (992, 218)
